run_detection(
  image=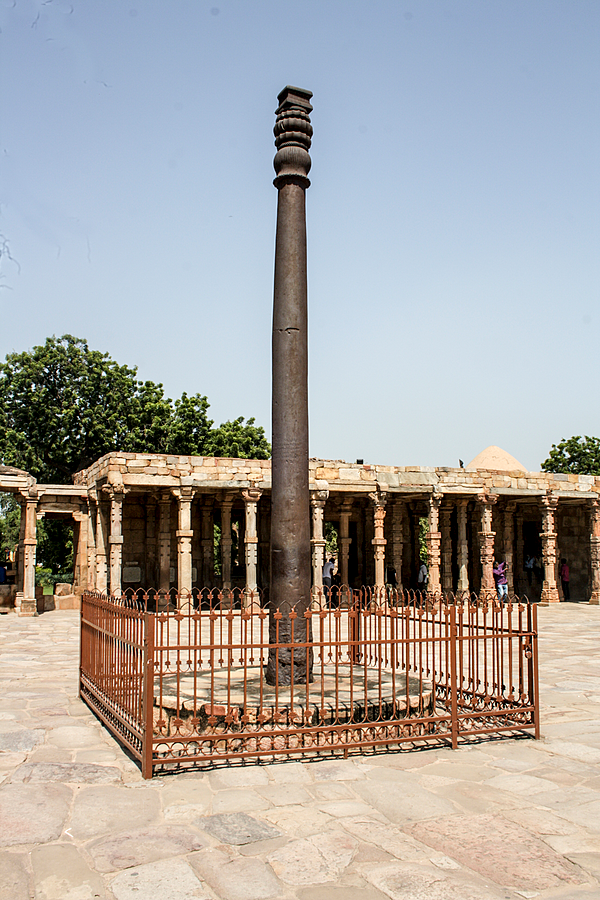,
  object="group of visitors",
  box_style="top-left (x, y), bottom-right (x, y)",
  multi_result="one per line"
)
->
top-left (322, 554), bottom-right (572, 603)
